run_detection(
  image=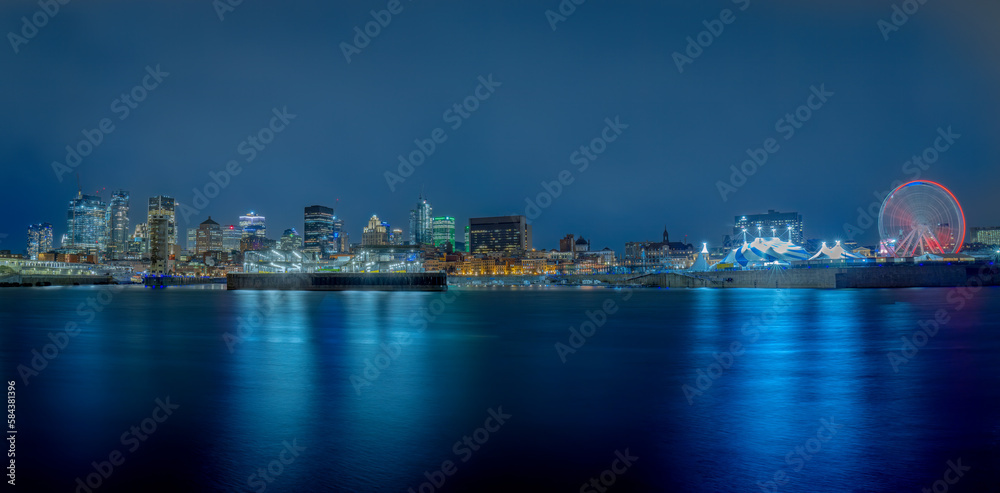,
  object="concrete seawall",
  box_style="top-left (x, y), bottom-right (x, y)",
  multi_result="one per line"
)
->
top-left (636, 264), bottom-right (1000, 289)
top-left (227, 272), bottom-right (448, 291)
top-left (443, 264), bottom-right (1000, 289)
